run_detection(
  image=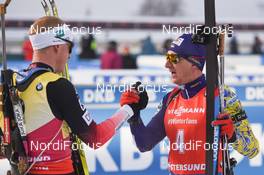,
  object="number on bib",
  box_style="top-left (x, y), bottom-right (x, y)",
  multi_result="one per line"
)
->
top-left (175, 129), bottom-right (185, 153)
